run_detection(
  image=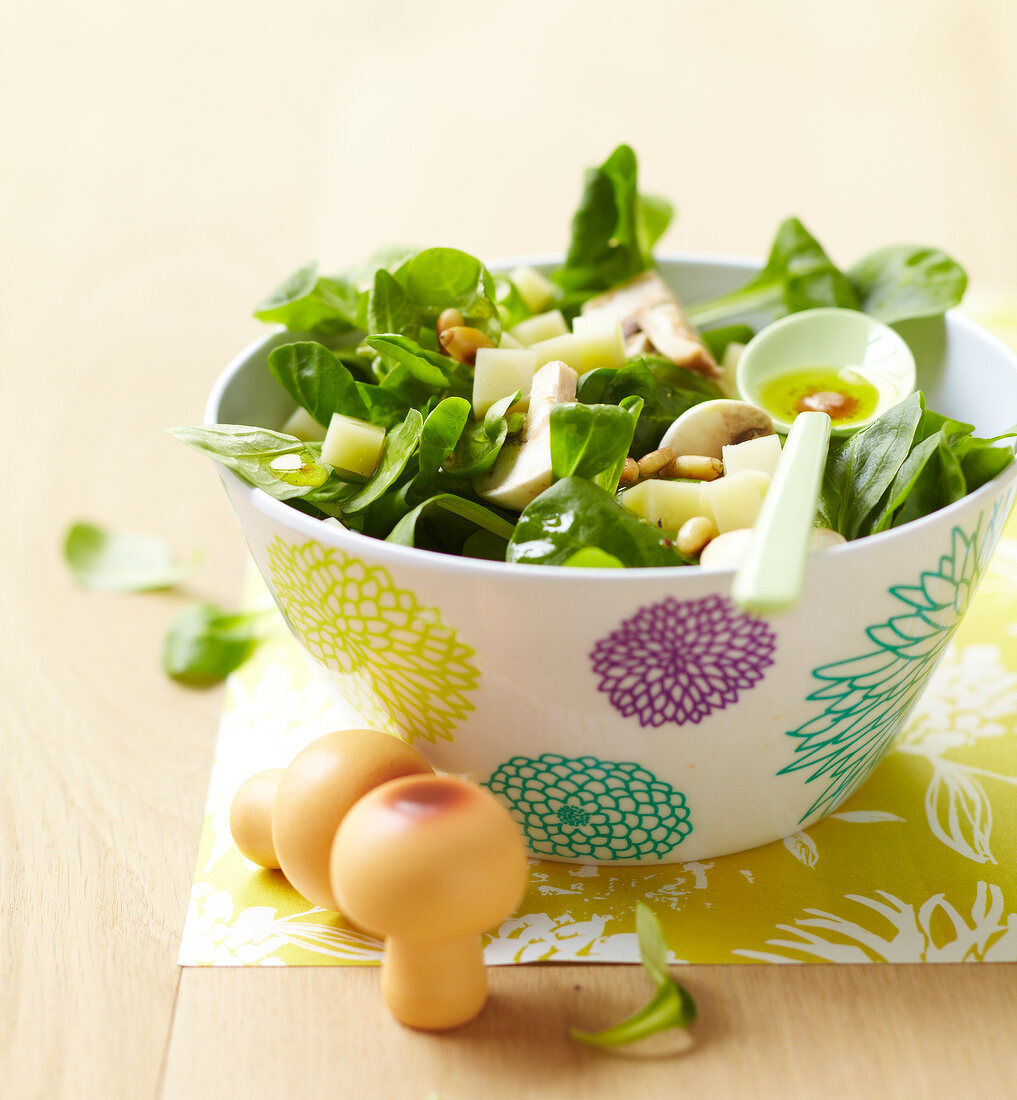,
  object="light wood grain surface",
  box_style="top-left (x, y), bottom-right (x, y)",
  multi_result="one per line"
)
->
top-left (3, 2), bottom-right (1016, 1097)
